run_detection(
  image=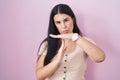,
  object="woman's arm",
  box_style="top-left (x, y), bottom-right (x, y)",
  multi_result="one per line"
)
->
top-left (36, 39), bottom-right (65, 80)
top-left (49, 33), bottom-right (105, 63)
top-left (76, 36), bottom-right (105, 63)
top-left (36, 55), bottom-right (62, 80)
